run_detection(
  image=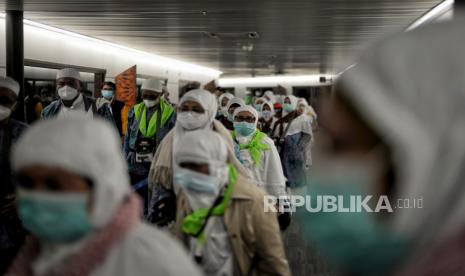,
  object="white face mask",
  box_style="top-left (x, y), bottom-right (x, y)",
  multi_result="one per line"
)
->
top-left (177, 111), bottom-right (209, 130)
top-left (58, 86), bottom-right (79, 101)
top-left (262, 110), bottom-right (274, 120)
top-left (0, 105), bottom-right (12, 121)
top-left (143, 99), bottom-right (158, 108)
